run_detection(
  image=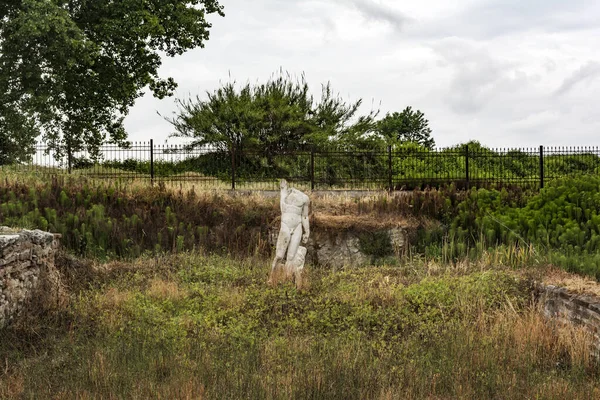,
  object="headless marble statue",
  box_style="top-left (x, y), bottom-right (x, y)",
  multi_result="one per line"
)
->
top-left (270, 179), bottom-right (310, 286)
